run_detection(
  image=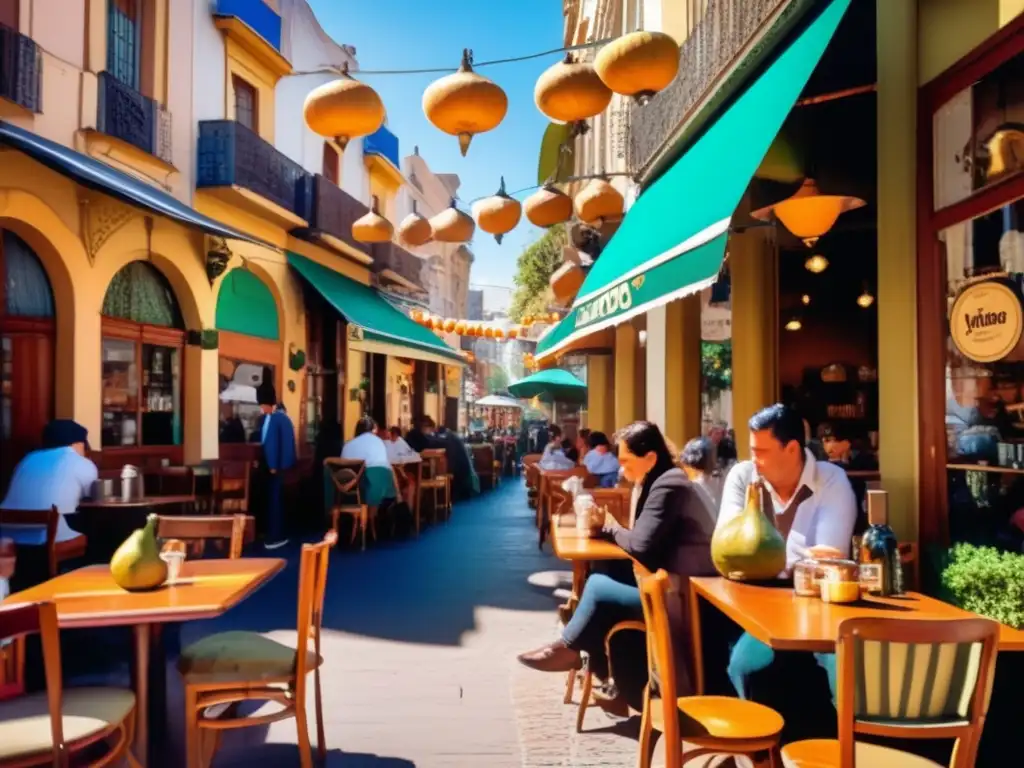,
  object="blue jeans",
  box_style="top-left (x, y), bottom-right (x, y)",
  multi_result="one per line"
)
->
top-left (562, 573), bottom-right (643, 680)
top-left (727, 632), bottom-right (837, 701)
